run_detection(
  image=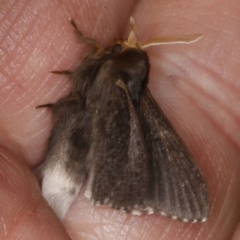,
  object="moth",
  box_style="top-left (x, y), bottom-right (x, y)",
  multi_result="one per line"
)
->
top-left (37, 17), bottom-right (211, 222)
